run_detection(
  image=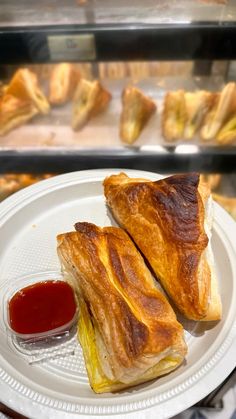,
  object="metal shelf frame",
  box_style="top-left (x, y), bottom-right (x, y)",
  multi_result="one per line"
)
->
top-left (0, 147), bottom-right (235, 174)
top-left (1, 22), bottom-right (236, 64)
